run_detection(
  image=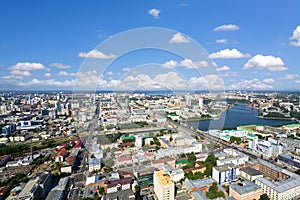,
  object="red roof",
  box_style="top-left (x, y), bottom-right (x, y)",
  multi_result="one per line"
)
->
top-left (65, 155), bottom-right (75, 165)
top-left (117, 156), bottom-right (132, 162)
top-left (57, 148), bottom-right (67, 157)
top-left (0, 186), bottom-right (10, 195)
top-left (73, 139), bottom-right (83, 148)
